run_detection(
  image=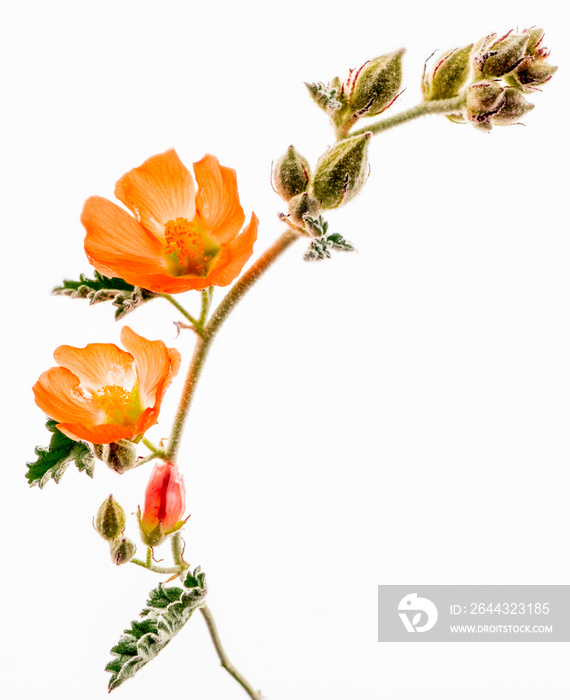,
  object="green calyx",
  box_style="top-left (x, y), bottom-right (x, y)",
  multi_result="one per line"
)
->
top-left (272, 145), bottom-right (311, 202)
top-left (110, 537), bottom-right (136, 565)
top-left (423, 45), bottom-right (473, 101)
top-left (95, 495), bottom-right (126, 541)
top-left (348, 49), bottom-right (405, 118)
top-left (312, 132), bottom-right (371, 210)
top-left (94, 440), bottom-right (138, 474)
